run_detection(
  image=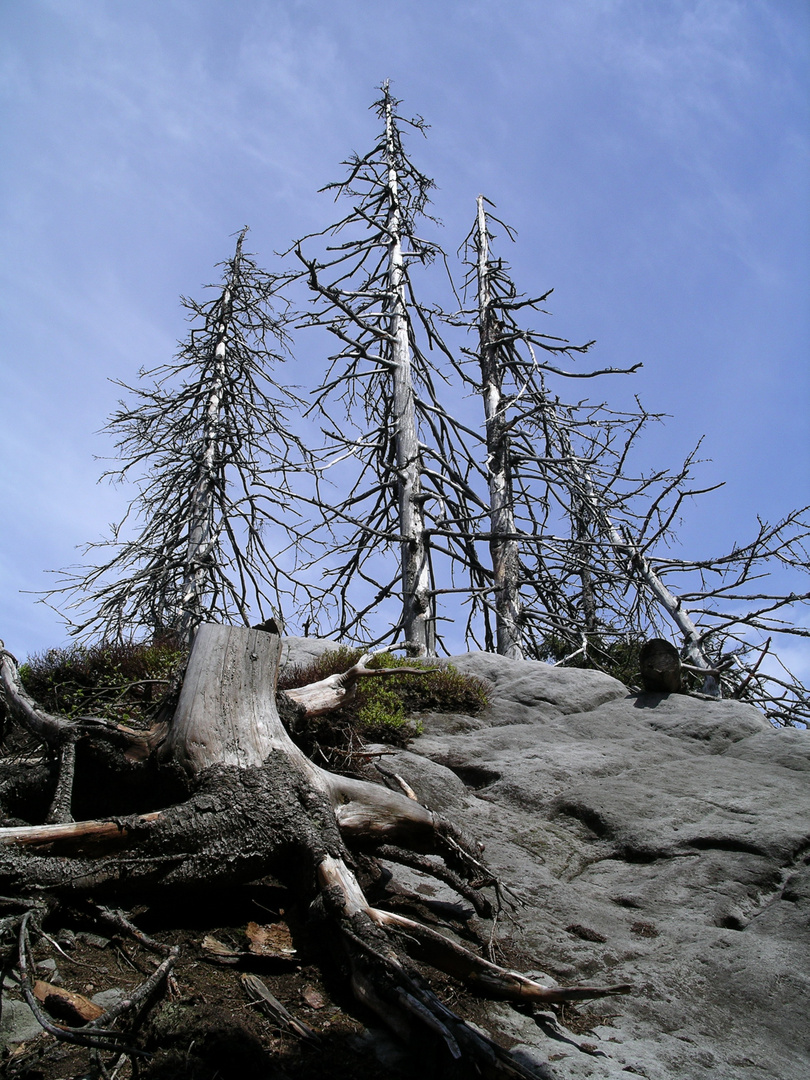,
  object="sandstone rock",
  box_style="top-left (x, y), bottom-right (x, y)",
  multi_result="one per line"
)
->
top-left (723, 726), bottom-right (810, 772)
top-left (280, 634), bottom-right (343, 674)
top-left (6, 637), bottom-right (803, 1075)
top-left (283, 640), bottom-right (810, 1080)
top-left (443, 651), bottom-right (627, 720)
